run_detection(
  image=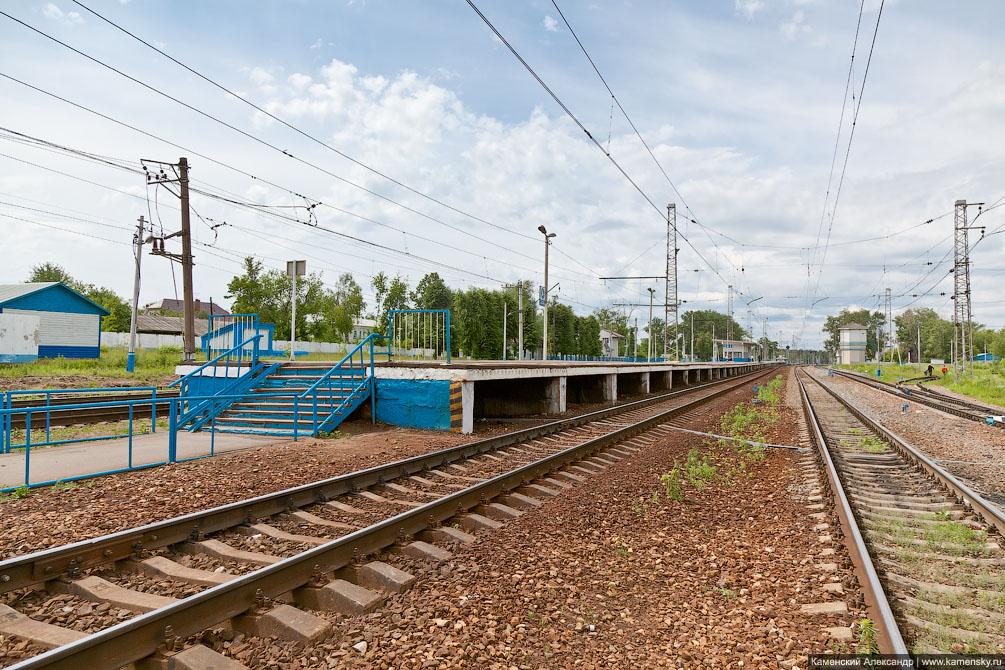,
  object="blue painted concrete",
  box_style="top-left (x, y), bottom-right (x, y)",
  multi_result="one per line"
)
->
top-left (0, 354), bottom-right (37, 363)
top-left (184, 373), bottom-right (245, 397)
top-left (375, 379), bottom-right (451, 431)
